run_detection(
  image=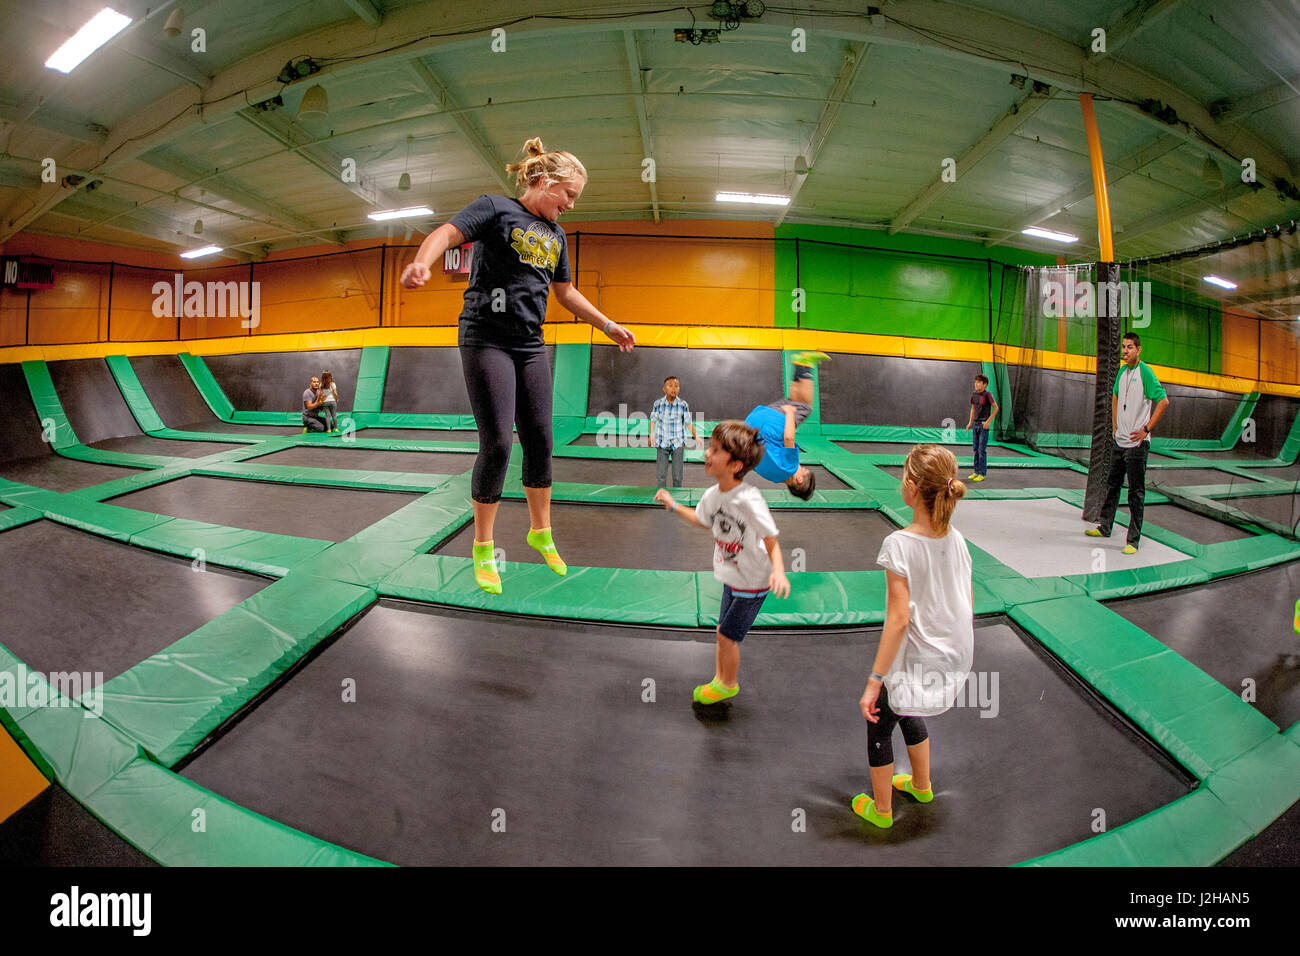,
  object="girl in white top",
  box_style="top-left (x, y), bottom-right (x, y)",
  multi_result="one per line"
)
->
top-left (853, 443), bottom-right (974, 829)
top-left (319, 370), bottom-right (339, 433)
